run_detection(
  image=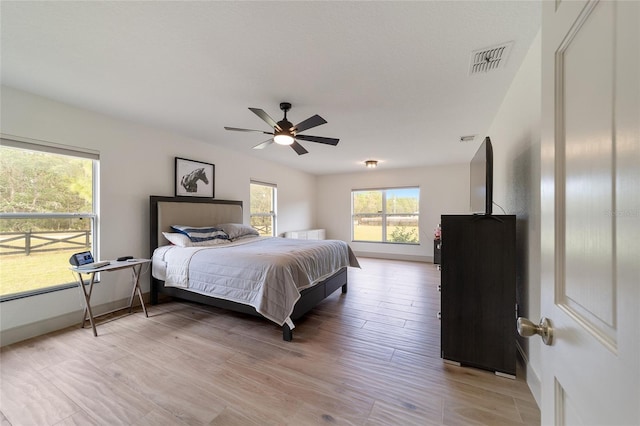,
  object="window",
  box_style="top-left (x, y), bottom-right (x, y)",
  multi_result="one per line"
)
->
top-left (250, 181), bottom-right (276, 236)
top-left (352, 187), bottom-right (420, 244)
top-left (0, 138), bottom-right (98, 300)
